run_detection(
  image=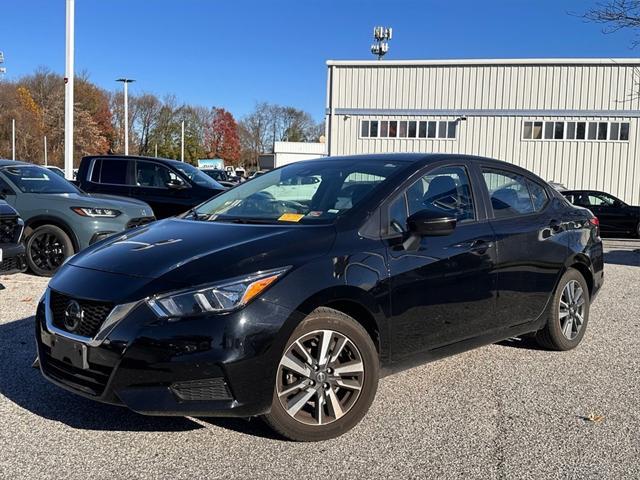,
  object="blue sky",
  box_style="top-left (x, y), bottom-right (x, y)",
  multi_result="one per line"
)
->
top-left (1, 0), bottom-right (638, 121)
